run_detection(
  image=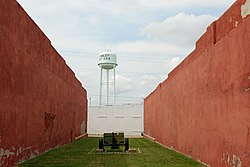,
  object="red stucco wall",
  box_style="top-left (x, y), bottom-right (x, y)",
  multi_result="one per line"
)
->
top-left (144, 0), bottom-right (250, 166)
top-left (0, 1), bottom-right (87, 166)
